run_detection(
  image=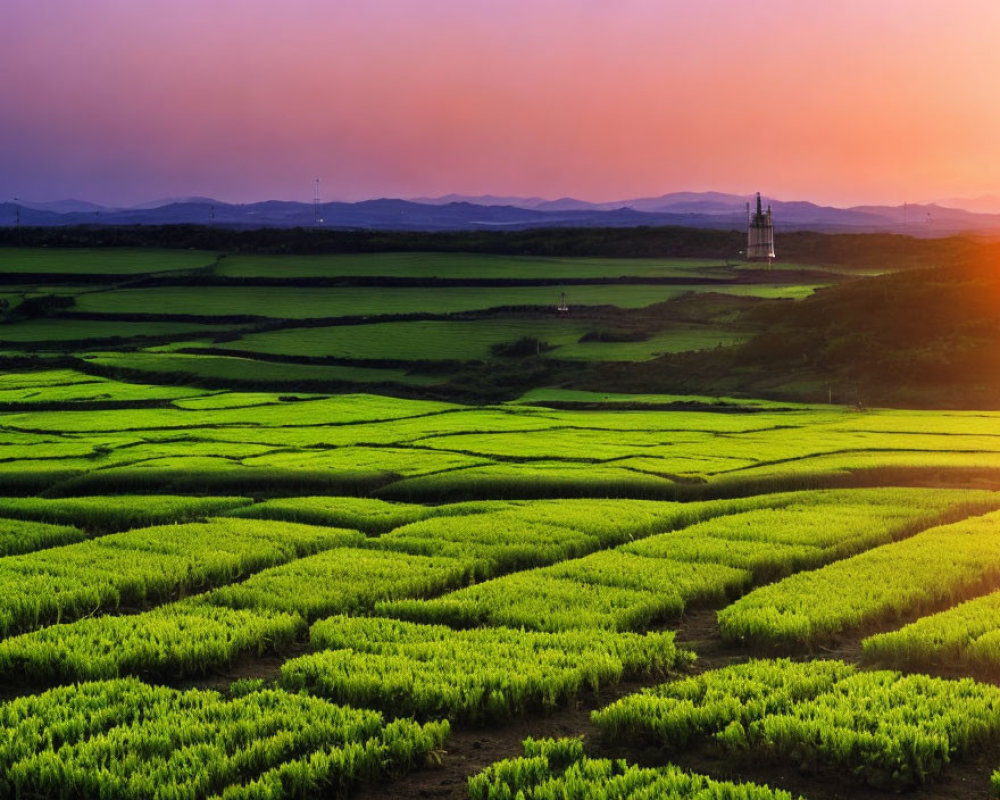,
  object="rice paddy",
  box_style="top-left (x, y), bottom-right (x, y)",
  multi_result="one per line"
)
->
top-left (2, 247), bottom-right (1000, 800)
